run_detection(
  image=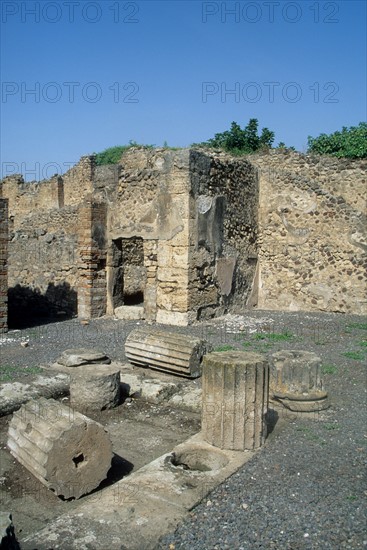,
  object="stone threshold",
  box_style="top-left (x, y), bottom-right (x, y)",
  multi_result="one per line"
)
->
top-left (21, 432), bottom-right (258, 550)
